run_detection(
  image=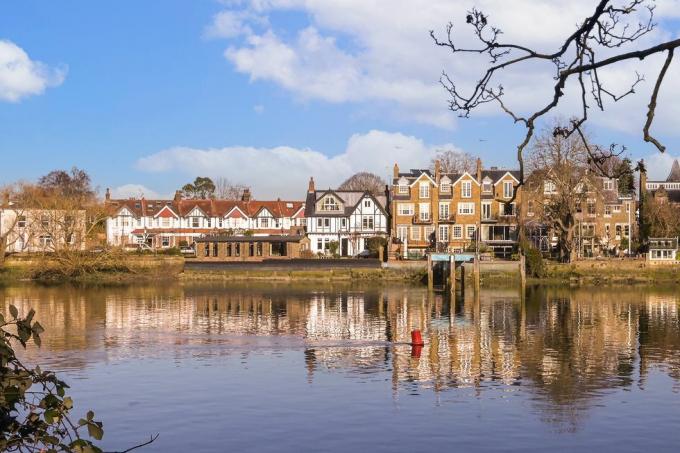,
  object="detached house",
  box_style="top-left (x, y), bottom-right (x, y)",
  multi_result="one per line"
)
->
top-left (105, 189), bottom-right (305, 249)
top-left (304, 178), bottom-right (389, 256)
